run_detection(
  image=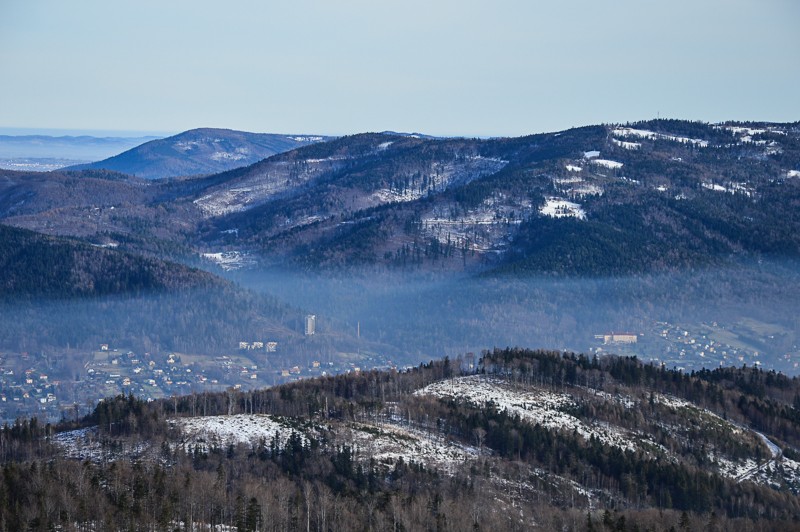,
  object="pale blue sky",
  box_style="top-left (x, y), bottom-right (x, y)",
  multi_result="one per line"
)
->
top-left (1, 0), bottom-right (798, 137)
